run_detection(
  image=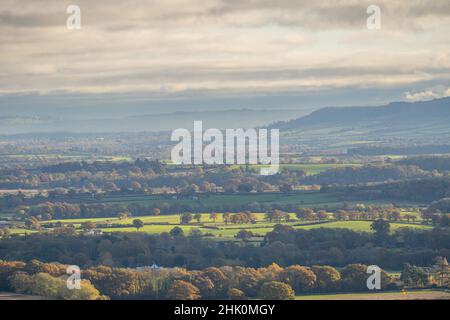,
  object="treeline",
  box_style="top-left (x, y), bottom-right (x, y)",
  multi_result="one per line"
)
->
top-left (348, 145), bottom-right (450, 156)
top-left (327, 177), bottom-right (450, 203)
top-left (428, 198), bottom-right (450, 213)
top-left (23, 200), bottom-right (326, 220)
top-left (303, 165), bottom-right (431, 185)
top-left (0, 259), bottom-right (395, 300)
top-left (0, 160), bottom-right (293, 194)
top-left (398, 156), bottom-right (450, 172)
top-left (39, 159), bottom-right (166, 175)
top-left (0, 227), bottom-right (448, 270)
